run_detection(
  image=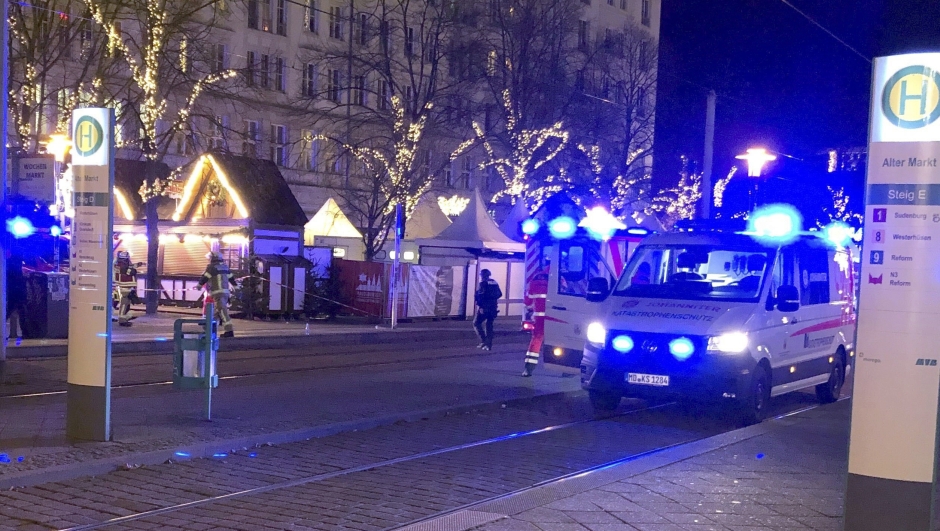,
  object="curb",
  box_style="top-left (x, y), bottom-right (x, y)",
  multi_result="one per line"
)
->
top-left (394, 402), bottom-right (841, 531)
top-left (0, 390), bottom-right (583, 490)
top-left (7, 328), bottom-right (529, 359)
